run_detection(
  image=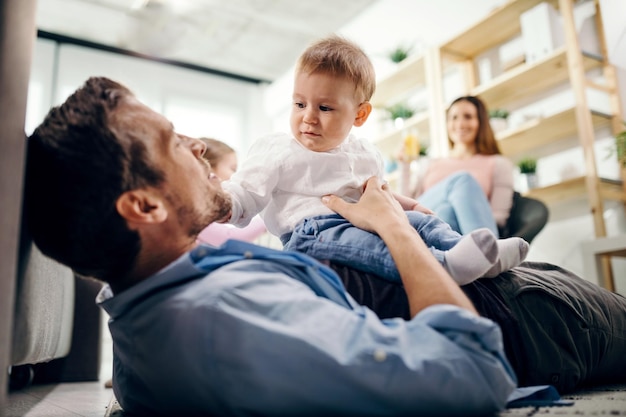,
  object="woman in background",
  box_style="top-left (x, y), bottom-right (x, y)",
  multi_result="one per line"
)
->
top-left (197, 137), bottom-right (267, 246)
top-left (400, 96), bottom-right (514, 237)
